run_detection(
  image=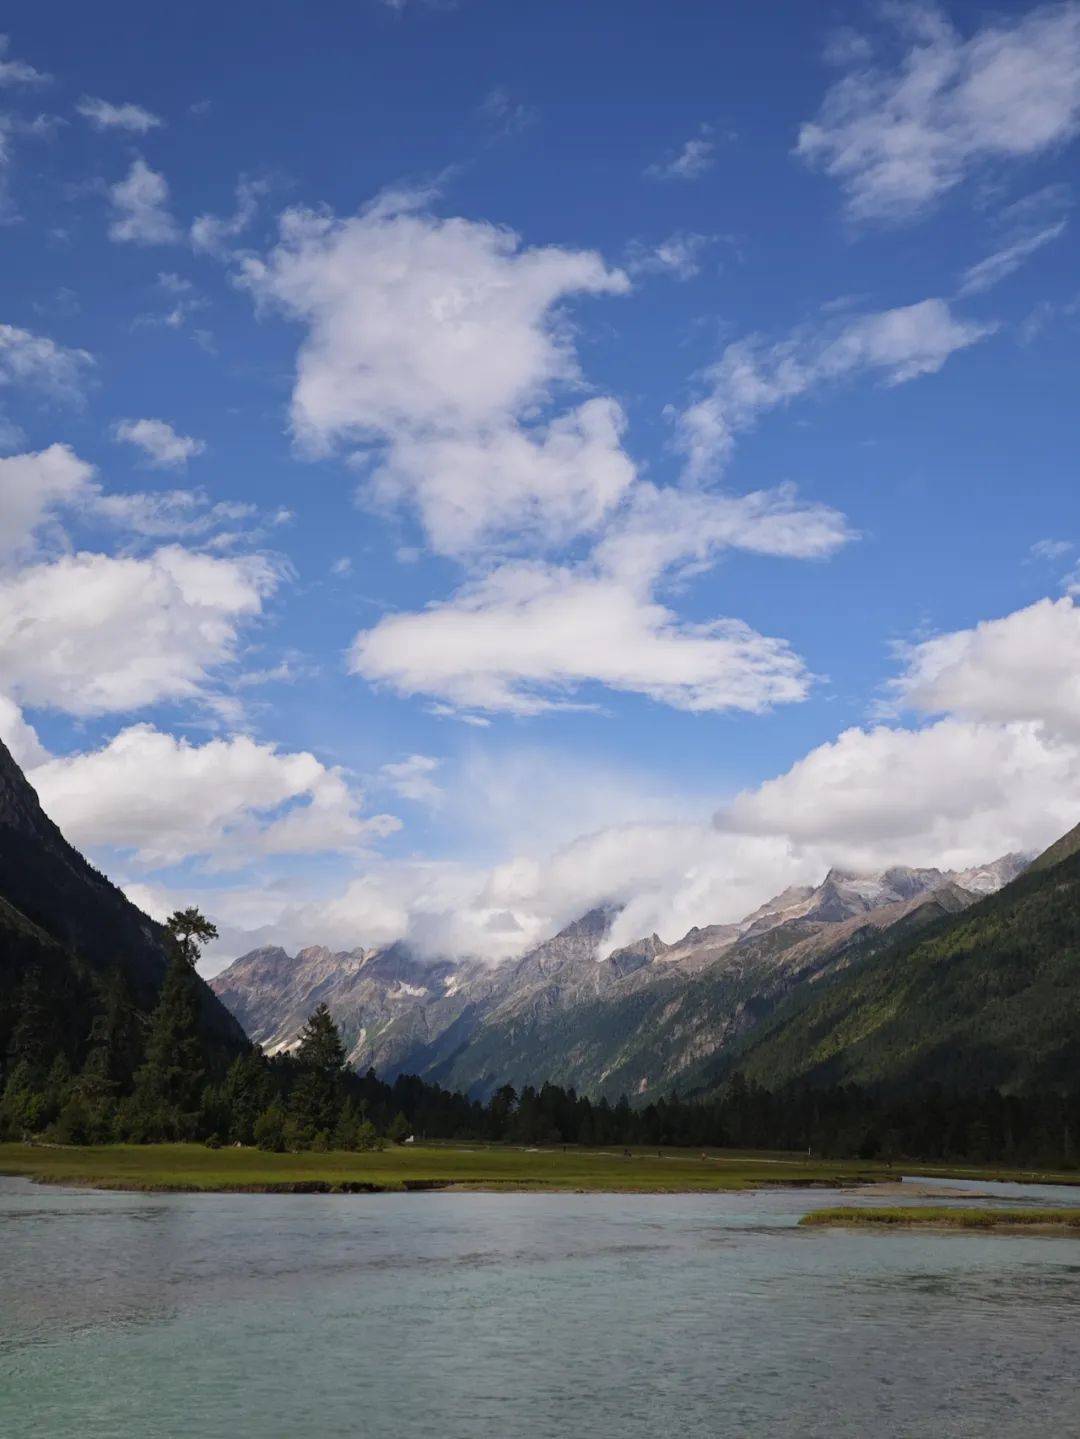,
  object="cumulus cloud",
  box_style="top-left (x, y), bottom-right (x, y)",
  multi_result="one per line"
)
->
top-left (0, 444), bottom-right (95, 557)
top-left (645, 125), bottom-right (717, 181)
top-left (677, 298), bottom-right (994, 480)
top-left (113, 416), bottom-right (206, 470)
top-left (719, 717), bottom-right (1077, 874)
top-left (798, 3), bottom-right (1080, 222)
top-left (76, 96), bottom-right (162, 133)
top-left (239, 194), bottom-right (629, 456)
top-left (216, 587), bottom-right (1080, 963)
top-left (351, 559), bottom-right (814, 717)
top-left (29, 724), bottom-right (398, 867)
top-left (0, 439), bottom-right (263, 557)
top-left (108, 159), bottom-right (179, 244)
top-left (0, 693), bottom-right (47, 767)
top-left (238, 191), bottom-right (861, 720)
top-left (200, 704), bottom-right (1080, 963)
top-left (367, 398), bottom-right (636, 558)
top-left (892, 596), bottom-right (1080, 737)
top-left (0, 546), bottom-right (279, 715)
top-left (0, 323), bottom-right (94, 402)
